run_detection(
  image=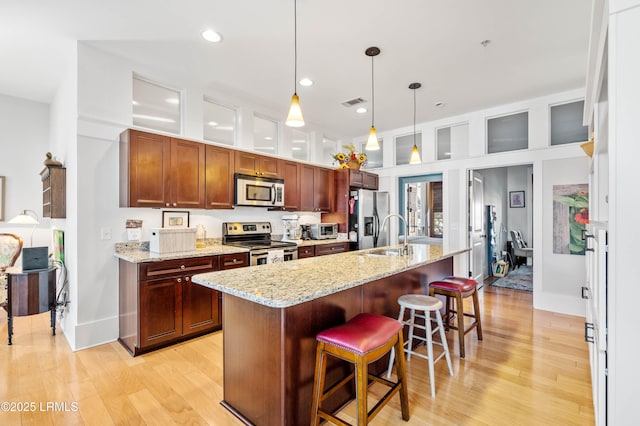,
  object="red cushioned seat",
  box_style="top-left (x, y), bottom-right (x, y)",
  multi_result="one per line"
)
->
top-left (430, 276), bottom-right (477, 293)
top-left (317, 313), bottom-right (403, 355)
top-left (428, 276), bottom-right (482, 358)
